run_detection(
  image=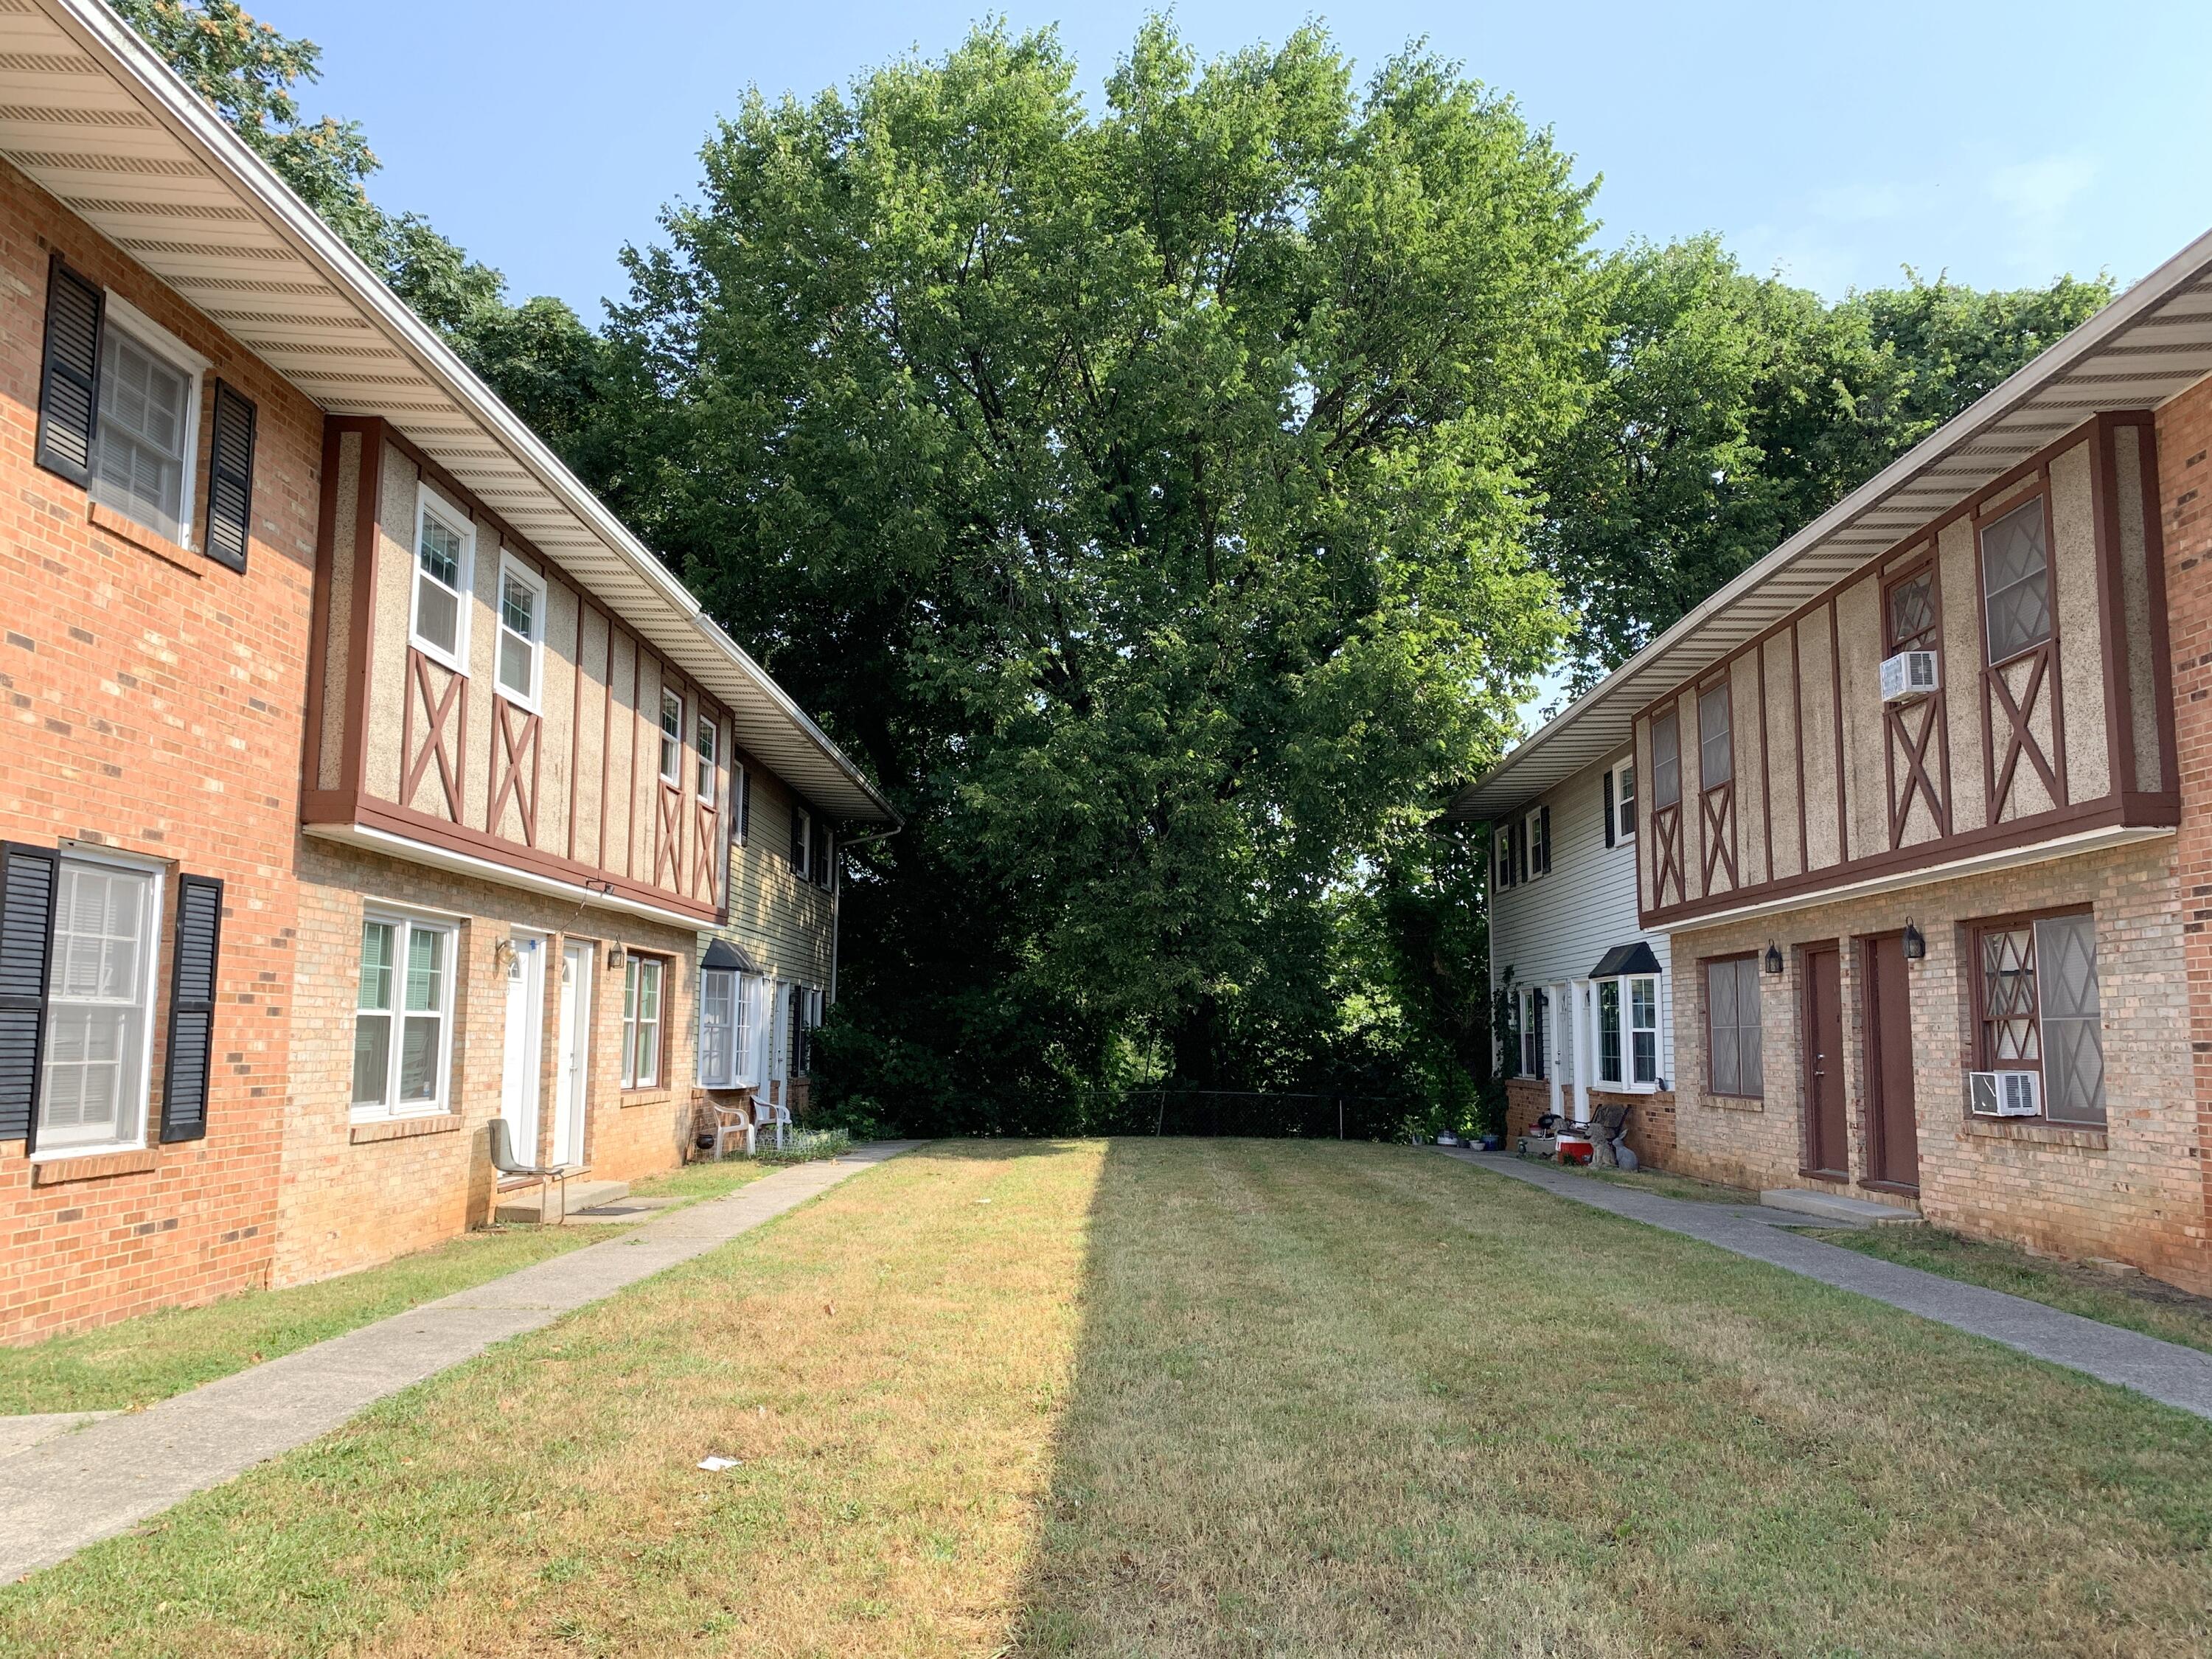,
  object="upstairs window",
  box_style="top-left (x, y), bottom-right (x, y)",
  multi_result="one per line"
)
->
top-left (1606, 757), bottom-right (1636, 845)
top-left (1697, 683), bottom-right (1733, 789)
top-left (91, 305), bottom-right (205, 548)
top-left (1887, 568), bottom-right (1938, 653)
top-left (1652, 712), bottom-right (1681, 810)
top-left (1521, 806), bottom-right (1551, 881)
top-left (695, 714), bottom-right (719, 808)
top-left (495, 557), bottom-right (545, 708)
top-left (1980, 496), bottom-right (2052, 665)
top-left (411, 487), bottom-right (473, 672)
top-left (791, 804), bottom-right (813, 880)
top-left (658, 689), bottom-right (683, 787)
